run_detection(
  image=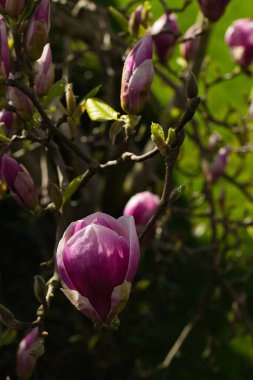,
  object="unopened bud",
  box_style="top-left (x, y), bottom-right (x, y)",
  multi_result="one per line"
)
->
top-left (151, 13), bottom-right (179, 63)
top-left (16, 328), bottom-right (40, 380)
top-left (180, 25), bottom-right (201, 62)
top-left (66, 83), bottom-right (76, 116)
top-left (185, 71), bottom-right (198, 99)
top-left (120, 36), bottom-right (154, 115)
top-left (198, 0), bottom-right (230, 22)
top-left (34, 275), bottom-right (47, 306)
top-left (34, 43), bottom-right (55, 96)
top-left (0, 16), bottom-right (10, 78)
top-left (0, 154), bottom-right (39, 209)
top-left (24, 0), bottom-right (51, 60)
top-left (0, 0), bottom-right (26, 18)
